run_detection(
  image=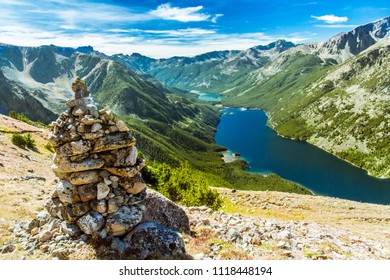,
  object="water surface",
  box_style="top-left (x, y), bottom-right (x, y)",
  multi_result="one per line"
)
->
top-left (198, 93), bottom-right (223, 102)
top-left (215, 108), bottom-right (390, 205)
